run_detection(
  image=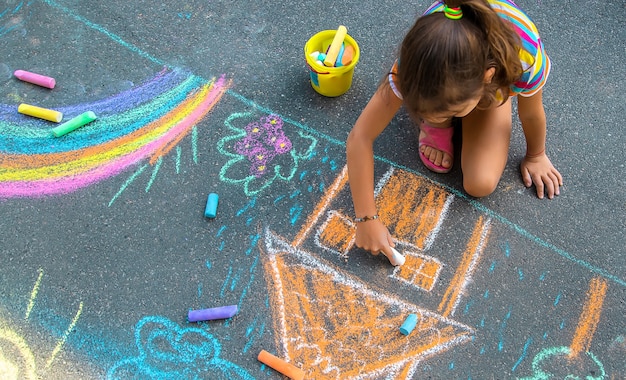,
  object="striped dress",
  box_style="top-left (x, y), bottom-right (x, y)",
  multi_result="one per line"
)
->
top-left (390, 0), bottom-right (550, 99)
